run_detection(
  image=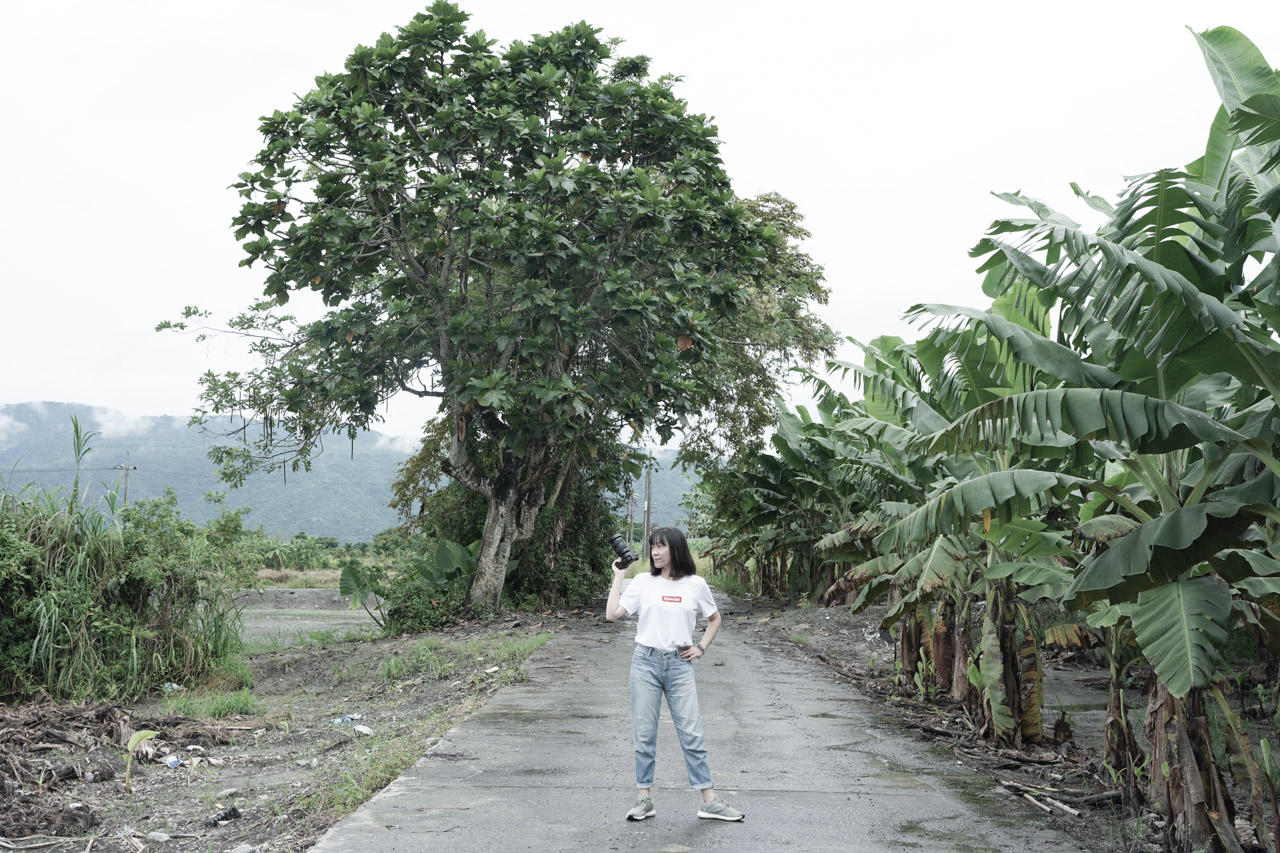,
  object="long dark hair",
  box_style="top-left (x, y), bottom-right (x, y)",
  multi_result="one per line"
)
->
top-left (649, 527), bottom-right (697, 579)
